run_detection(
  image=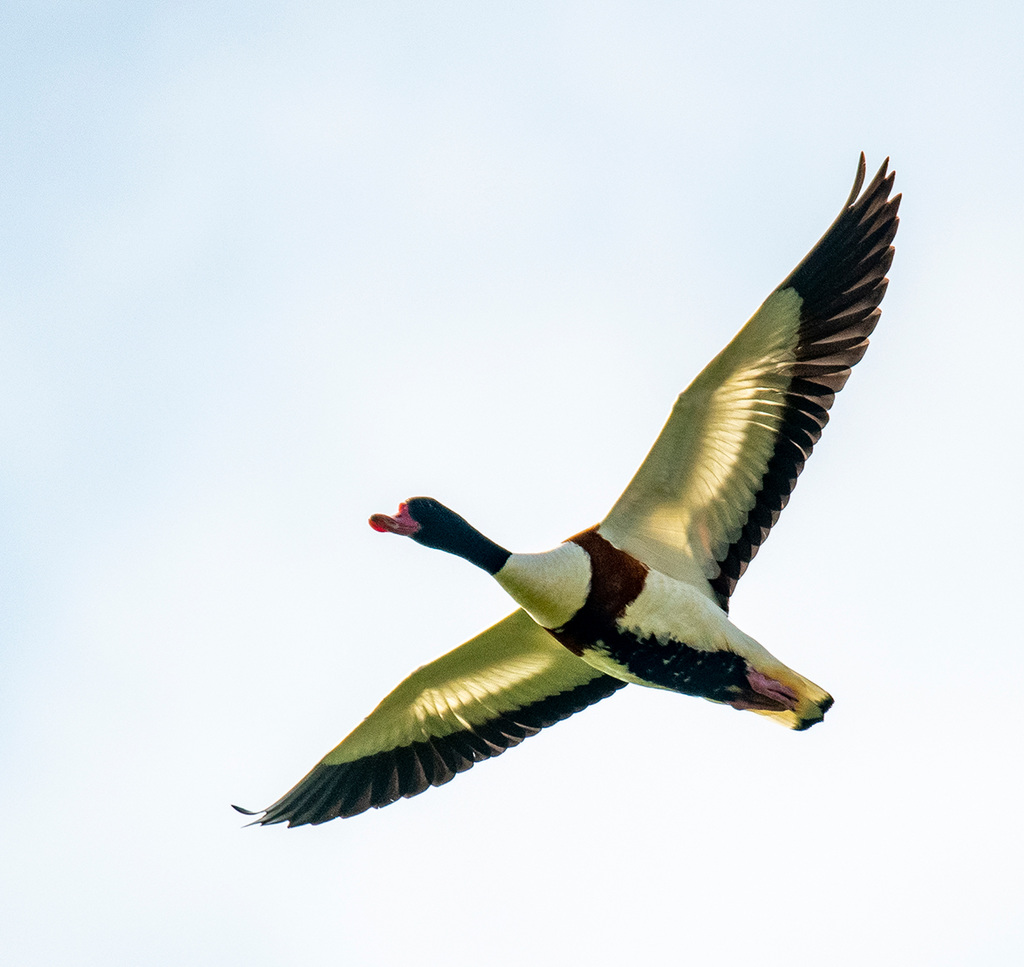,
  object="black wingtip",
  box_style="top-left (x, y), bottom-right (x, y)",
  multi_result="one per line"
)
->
top-left (231, 803), bottom-right (259, 816)
top-left (844, 152), bottom-right (868, 208)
